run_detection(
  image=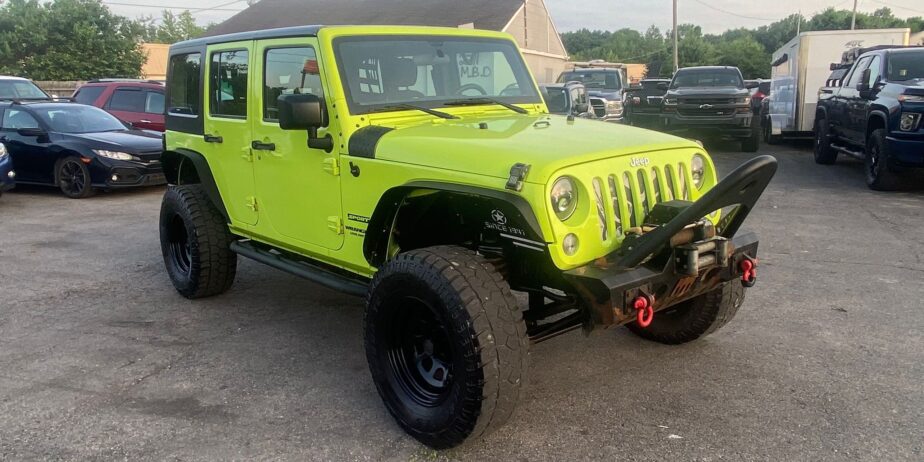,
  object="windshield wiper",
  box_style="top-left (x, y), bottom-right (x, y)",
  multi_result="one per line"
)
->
top-left (368, 103), bottom-right (458, 119)
top-left (443, 97), bottom-right (529, 115)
